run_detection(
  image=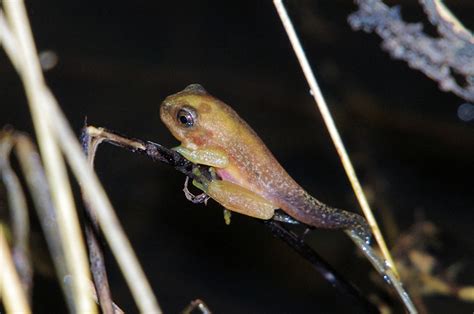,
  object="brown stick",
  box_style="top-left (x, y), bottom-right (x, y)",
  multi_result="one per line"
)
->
top-left (80, 124), bottom-right (379, 313)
